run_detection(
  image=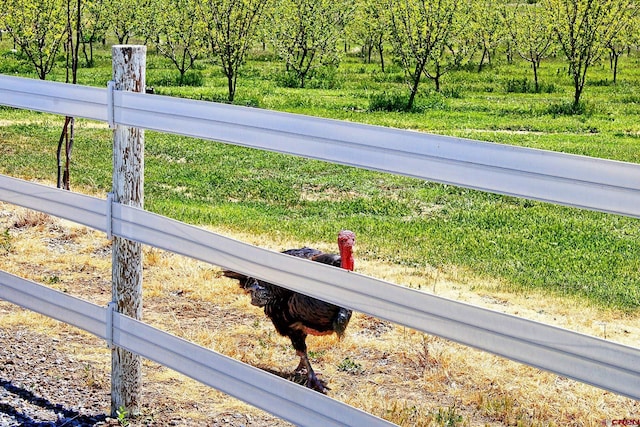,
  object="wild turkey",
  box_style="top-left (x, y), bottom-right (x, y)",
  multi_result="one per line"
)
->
top-left (223, 230), bottom-right (355, 393)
